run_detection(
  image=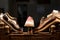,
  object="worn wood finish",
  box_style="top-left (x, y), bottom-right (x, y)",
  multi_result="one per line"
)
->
top-left (8, 32), bottom-right (56, 40)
